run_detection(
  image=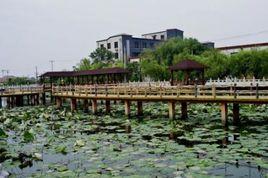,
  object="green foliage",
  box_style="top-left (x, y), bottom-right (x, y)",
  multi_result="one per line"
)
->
top-left (23, 130), bottom-right (34, 142)
top-left (90, 47), bottom-right (114, 64)
top-left (127, 62), bottom-right (141, 81)
top-left (228, 50), bottom-right (268, 78)
top-left (140, 36), bottom-right (268, 80)
top-left (74, 58), bottom-right (92, 71)
top-left (141, 60), bottom-right (170, 81)
top-left (3, 77), bottom-right (36, 86)
top-left (0, 128), bottom-right (8, 138)
top-left (140, 38), bottom-right (207, 80)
